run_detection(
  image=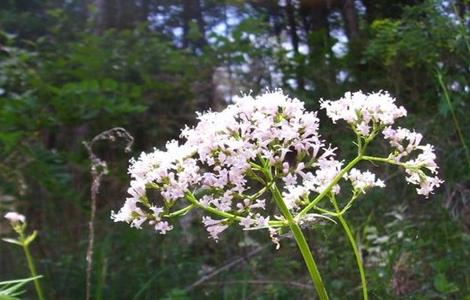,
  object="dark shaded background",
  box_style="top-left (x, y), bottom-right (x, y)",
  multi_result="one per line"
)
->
top-left (0, 0), bottom-right (469, 299)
